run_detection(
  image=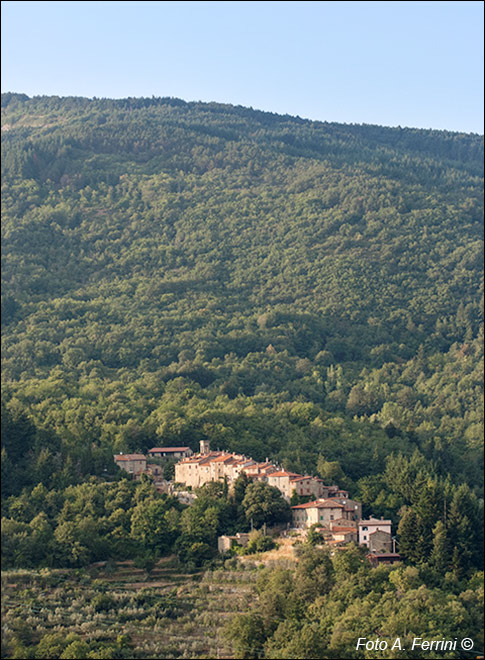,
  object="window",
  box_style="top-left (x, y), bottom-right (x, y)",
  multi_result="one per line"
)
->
top-left (363, 535), bottom-right (367, 541)
top-left (362, 526), bottom-right (368, 531)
